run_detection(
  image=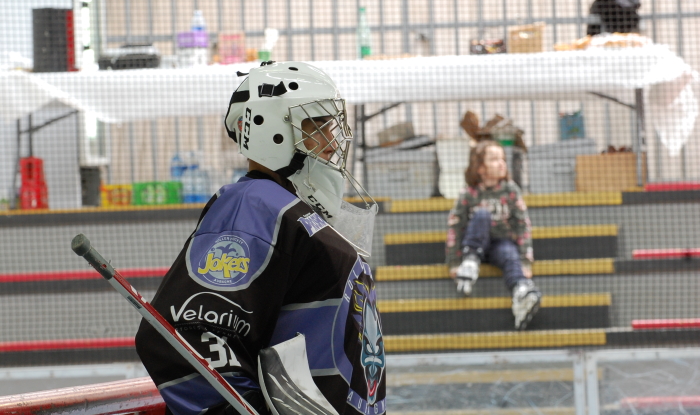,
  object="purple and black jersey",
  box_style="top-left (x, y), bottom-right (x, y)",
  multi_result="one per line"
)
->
top-left (135, 172), bottom-right (386, 415)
